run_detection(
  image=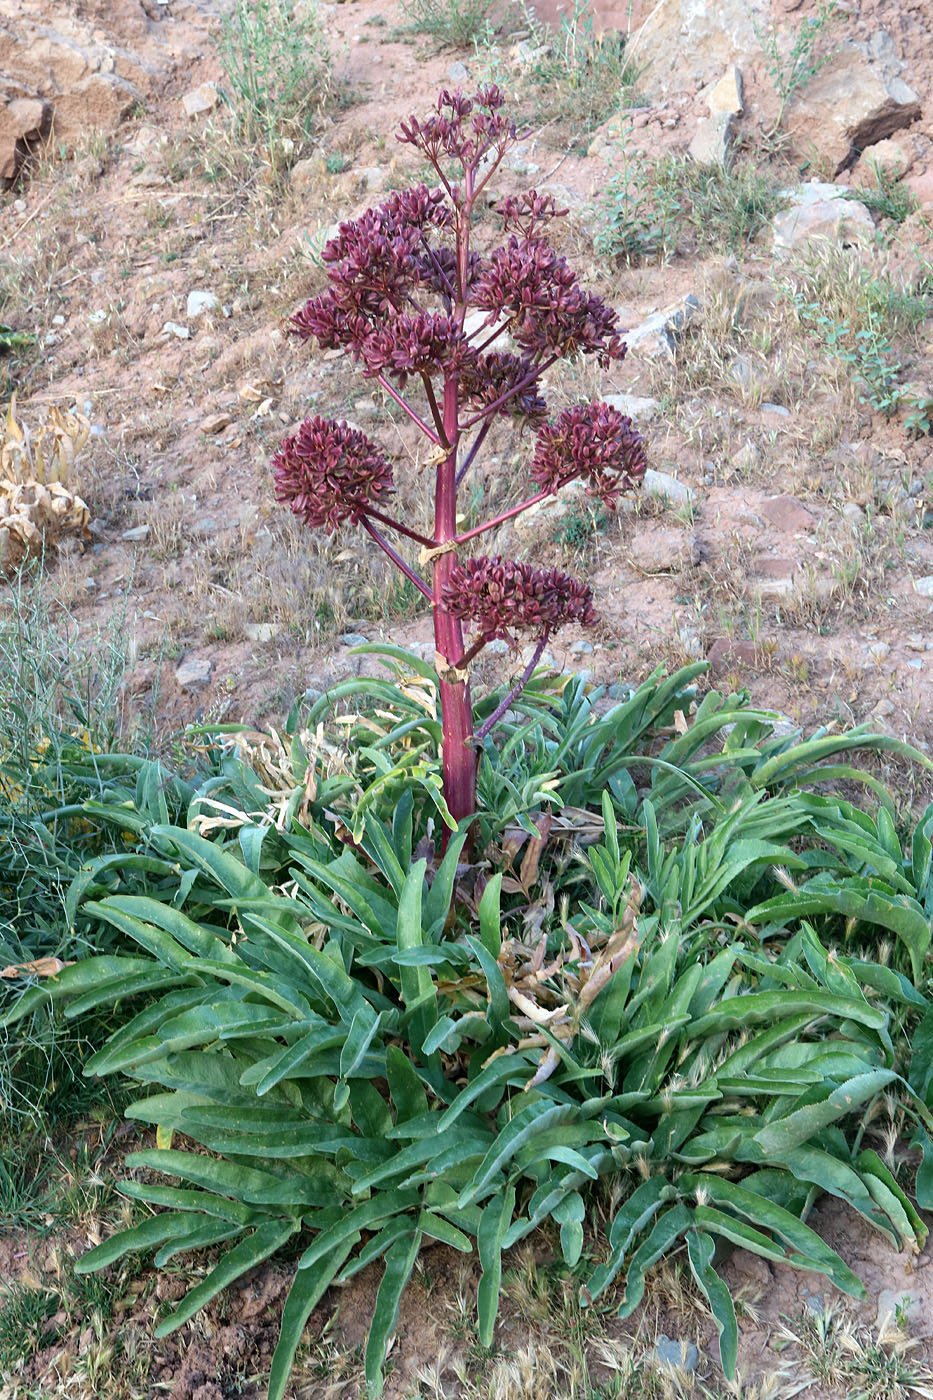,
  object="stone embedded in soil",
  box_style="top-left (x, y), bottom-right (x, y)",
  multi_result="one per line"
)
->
top-left (163, 321), bottom-right (190, 340)
top-left (341, 632), bottom-right (369, 646)
top-left (245, 622), bottom-right (281, 642)
top-left (653, 1336), bottom-right (699, 1373)
top-left (0, 94), bottom-right (53, 185)
top-left (688, 112), bottom-right (736, 167)
top-left (707, 637), bottom-right (763, 675)
top-left (771, 183), bottom-right (875, 250)
top-left (629, 528), bottom-right (700, 573)
top-left (121, 523), bottom-right (149, 541)
top-left (642, 468), bottom-right (696, 508)
top-left (625, 295), bottom-right (702, 360)
top-left (914, 576), bottom-right (933, 597)
top-left (175, 656), bottom-right (213, 690)
top-left (758, 495), bottom-right (817, 533)
top-left (182, 81), bottom-right (219, 119)
top-left (187, 290), bottom-right (220, 320)
top-left (602, 392), bottom-right (660, 422)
